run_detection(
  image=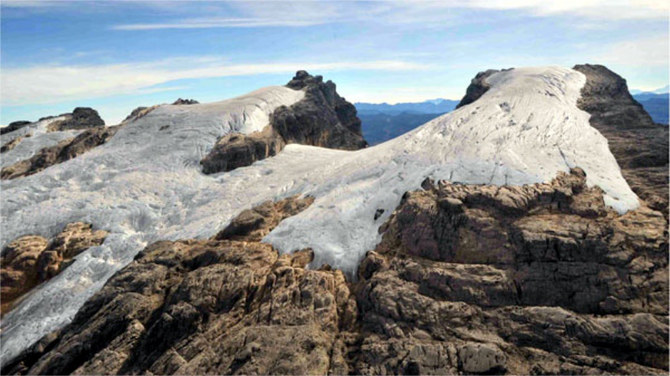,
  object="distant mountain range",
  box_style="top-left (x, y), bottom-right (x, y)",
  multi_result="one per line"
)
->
top-left (355, 98), bottom-right (459, 116)
top-left (355, 99), bottom-right (459, 145)
top-left (632, 92), bottom-right (668, 125)
top-left (358, 88), bottom-right (668, 145)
